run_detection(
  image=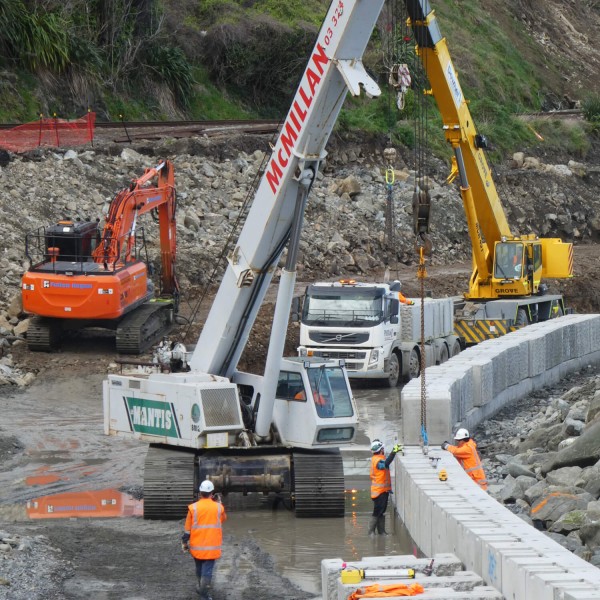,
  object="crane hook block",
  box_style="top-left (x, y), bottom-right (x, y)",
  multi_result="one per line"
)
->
top-left (415, 232), bottom-right (433, 257)
top-left (412, 183), bottom-right (431, 236)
